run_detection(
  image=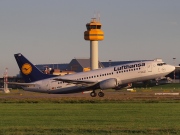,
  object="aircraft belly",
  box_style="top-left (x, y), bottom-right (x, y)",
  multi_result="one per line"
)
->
top-left (22, 84), bottom-right (92, 94)
top-left (49, 86), bottom-right (88, 94)
top-left (22, 87), bottom-right (48, 93)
